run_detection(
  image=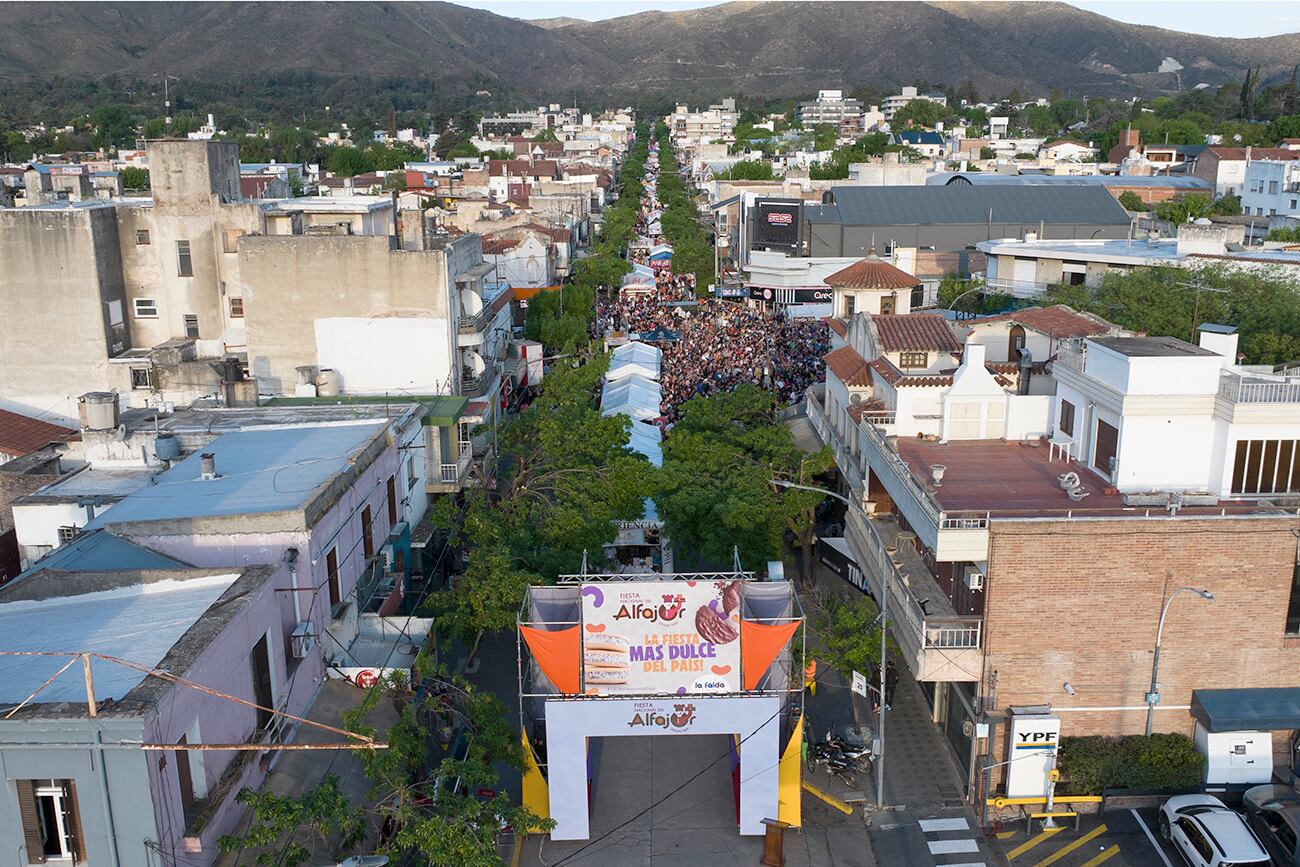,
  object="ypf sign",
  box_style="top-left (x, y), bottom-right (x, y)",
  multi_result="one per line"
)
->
top-left (1006, 712), bottom-right (1061, 799)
